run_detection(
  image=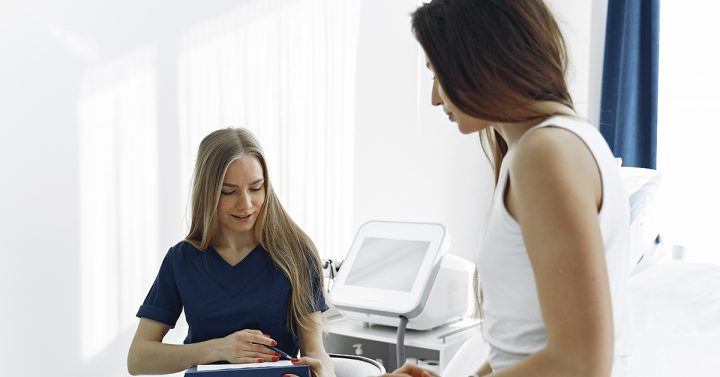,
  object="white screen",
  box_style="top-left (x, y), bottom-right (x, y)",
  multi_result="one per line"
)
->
top-left (344, 237), bottom-right (429, 292)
